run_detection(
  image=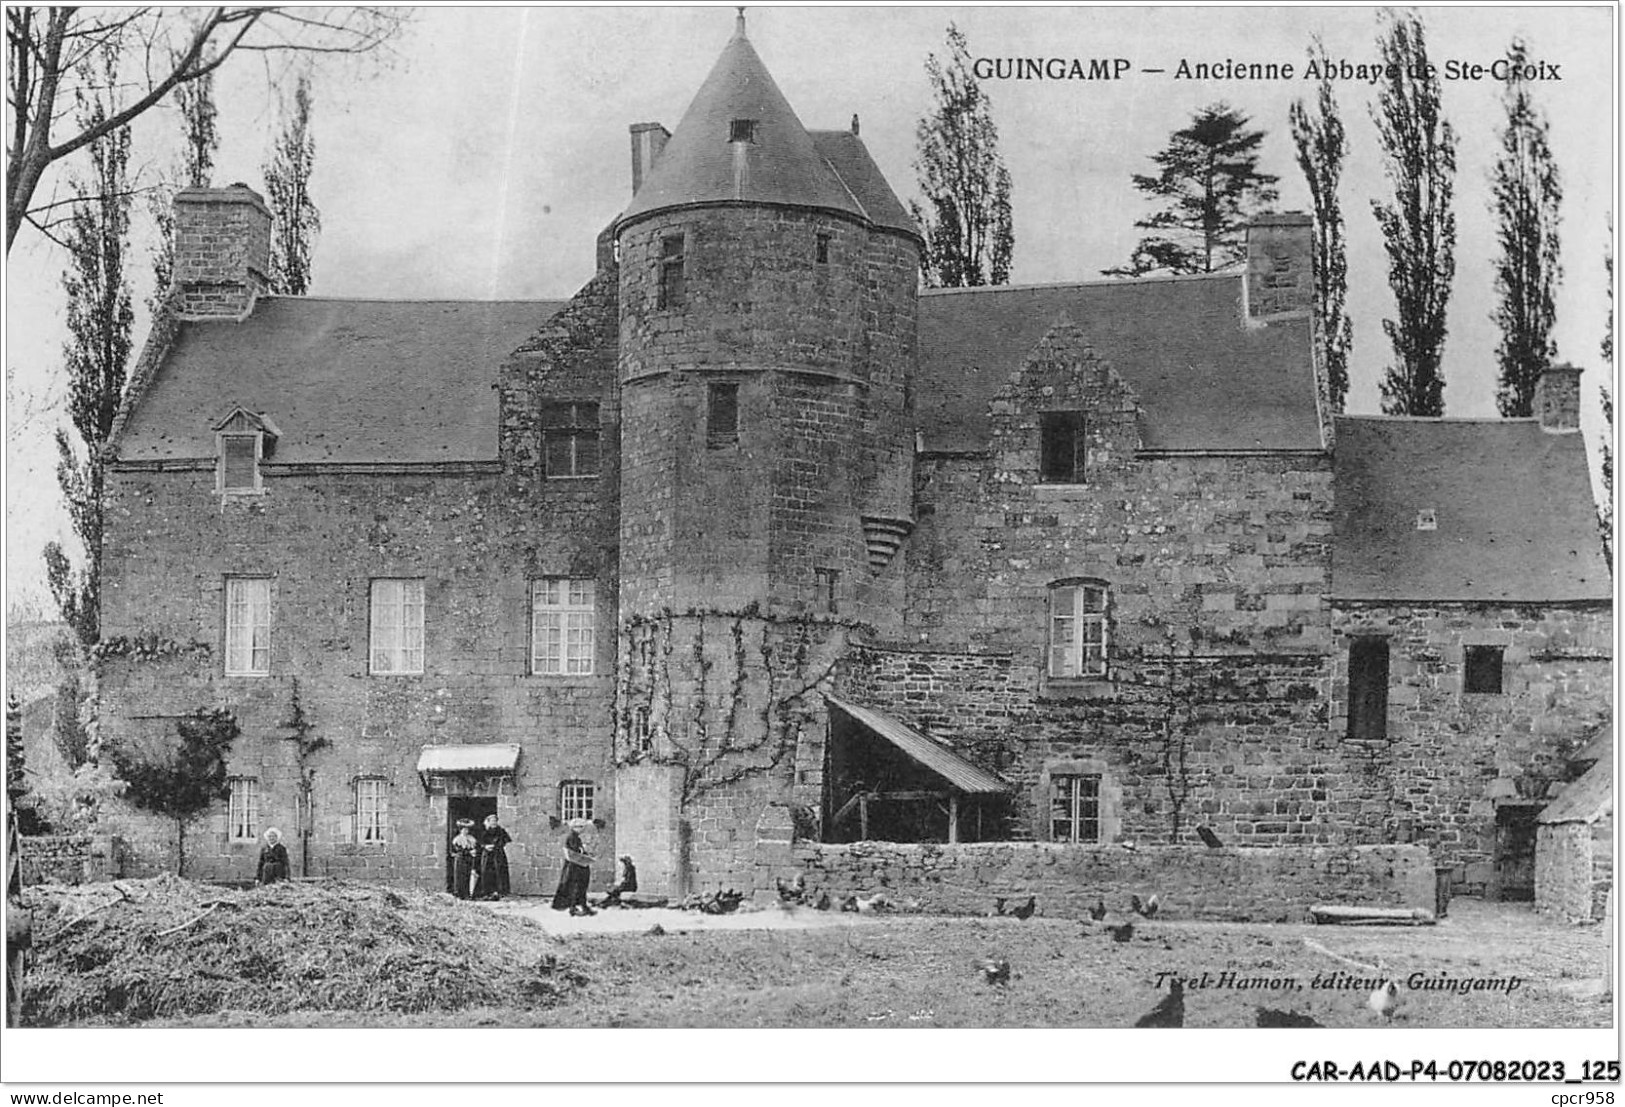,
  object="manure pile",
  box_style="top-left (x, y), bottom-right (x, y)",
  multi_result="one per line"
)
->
top-left (19, 875), bottom-right (582, 1025)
